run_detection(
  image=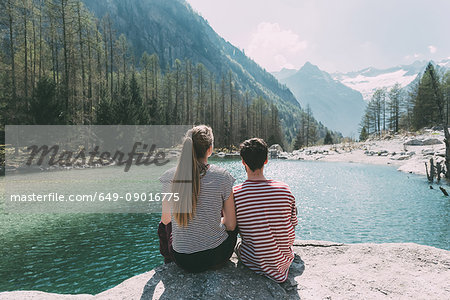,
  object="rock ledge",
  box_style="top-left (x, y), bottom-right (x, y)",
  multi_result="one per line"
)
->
top-left (1, 240), bottom-right (449, 299)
